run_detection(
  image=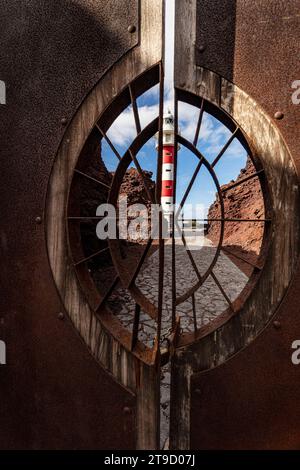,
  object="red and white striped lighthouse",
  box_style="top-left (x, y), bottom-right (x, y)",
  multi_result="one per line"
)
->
top-left (156, 110), bottom-right (178, 232)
